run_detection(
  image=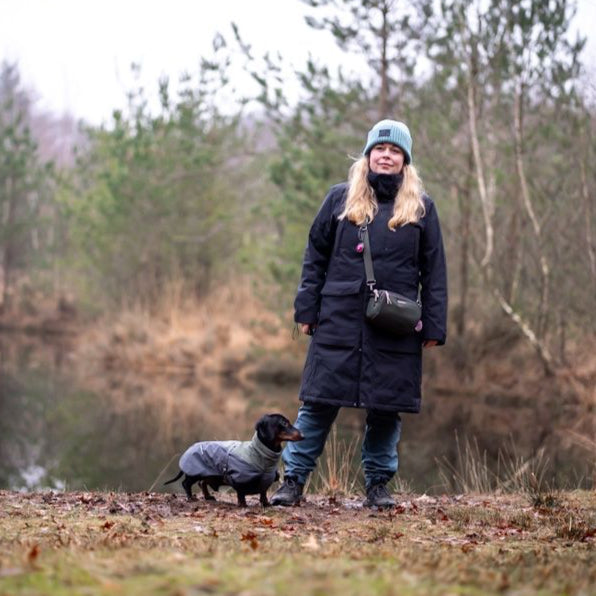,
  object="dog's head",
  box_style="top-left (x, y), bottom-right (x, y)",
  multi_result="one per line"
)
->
top-left (255, 413), bottom-right (304, 451)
